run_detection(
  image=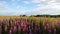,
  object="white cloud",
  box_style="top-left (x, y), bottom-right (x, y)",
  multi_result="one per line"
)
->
top-left (13, 0), bottom-right (60, 15)
top-left (0, 1), bottom-right (9, 10)
top-left (23, 1), bottom-right (31, 4)
top-left (27, 0), bottom-right (60, 15)
top-left (11, 0), bottom-right (20, 6)
top-left (16, 5), bottom-right (20, 9)
top-left (49, 0), bottom-right (56, 2)
top-left (0, 1), bottom-right (16, 16)
top-left (0, 0), bottom-right (60, 16)
top-left (31, 0), bottom-right (46, 4)
top-left (31, 0), bottom-right (41, 3)
top-left (12, 11), bottom-right (26, 16)
top-left (11, 0), bottom-right (20, 2)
